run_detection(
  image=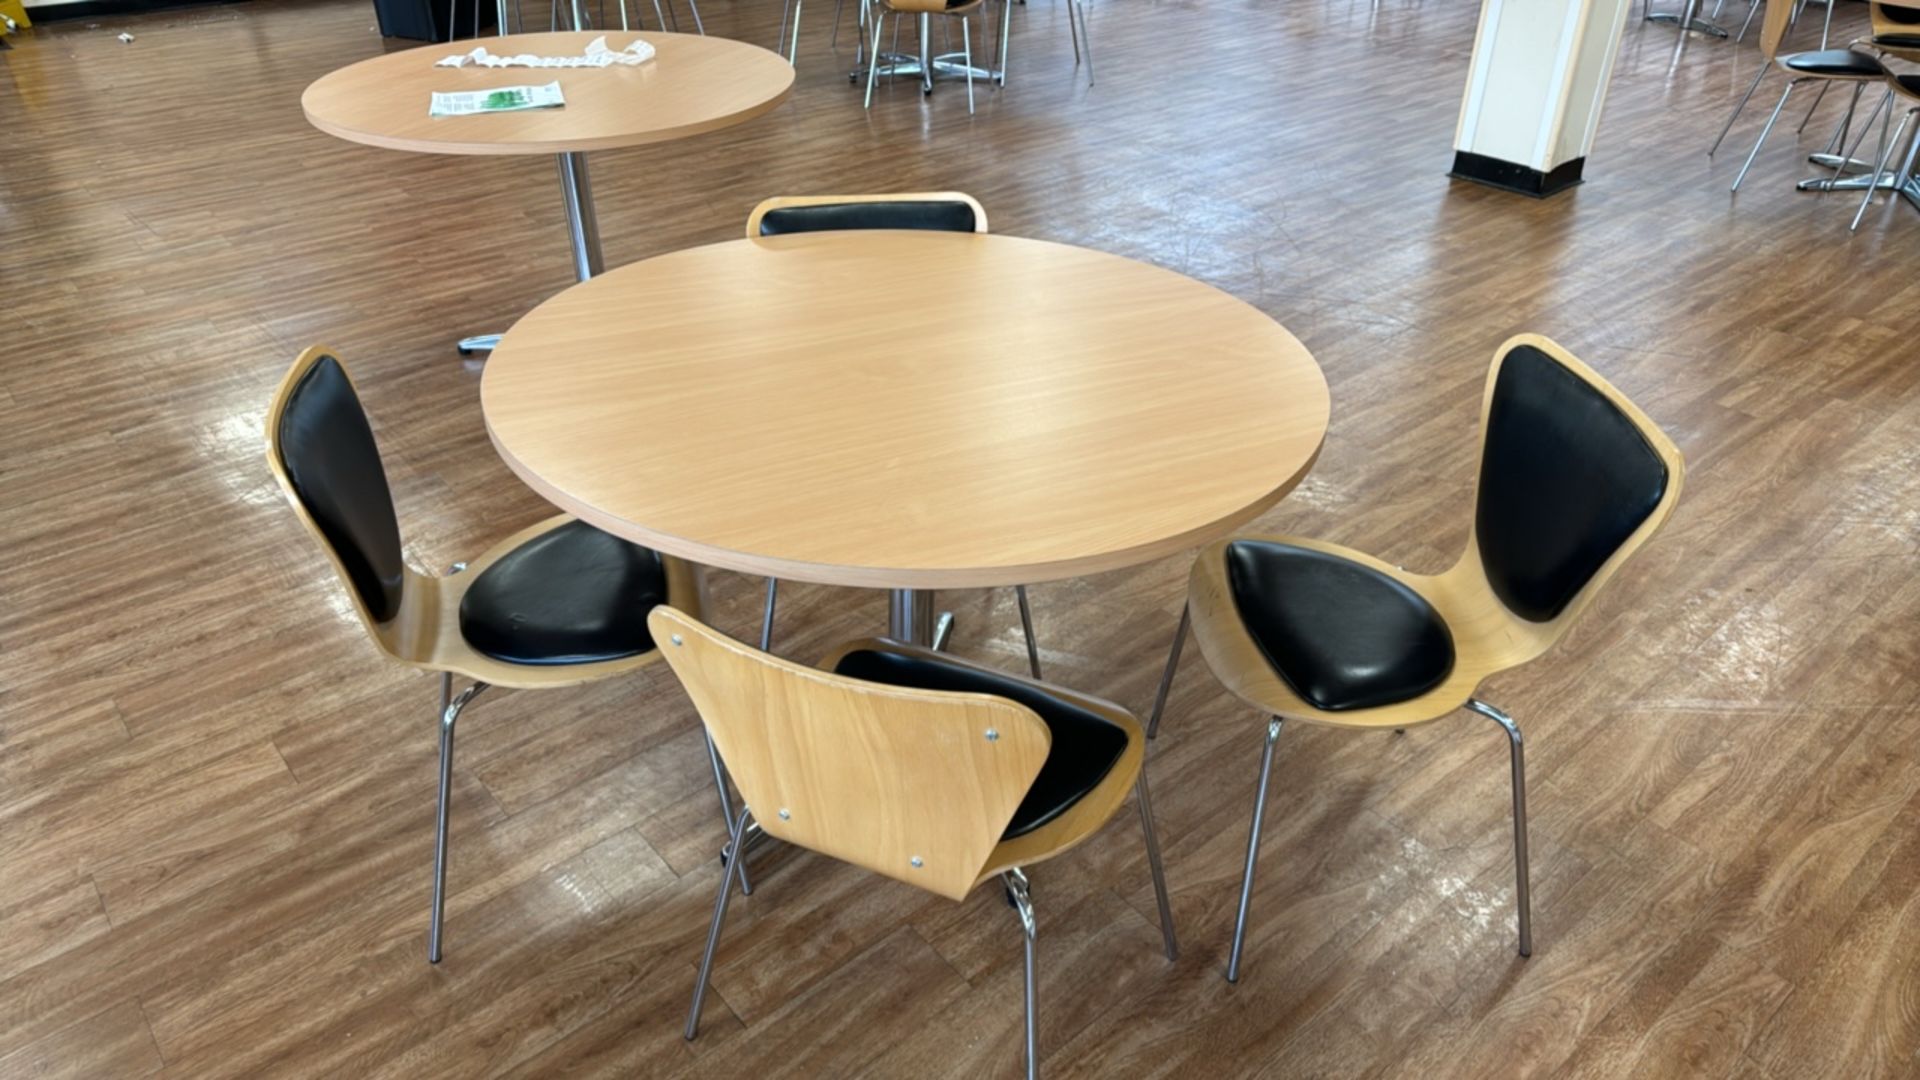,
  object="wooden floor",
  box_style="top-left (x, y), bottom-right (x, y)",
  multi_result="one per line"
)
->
top-left (4, 0), bottom-right (1920, 1075)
